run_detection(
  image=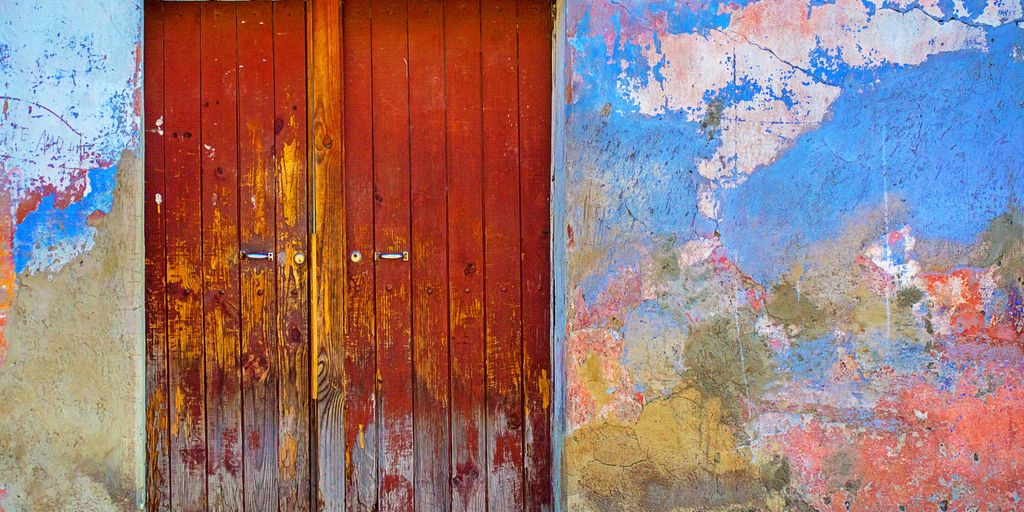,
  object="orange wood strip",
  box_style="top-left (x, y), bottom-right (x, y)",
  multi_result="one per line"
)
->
top-left (162, 3), bottom-right (207, 510)
top-left (273, 1), bottom-right (312, 509)
top-left (143, 2), bottom-right (171, 509)
top-left (444, 1), bottom-right (488, 509)
top-left (342, 0), bottom-right (379, 508)
top-left (309, 0), bottom-right (346, 507)
top-left (199, 4), bottom-right (244, 509)
top-left (407, 0), bottom-right (452, 509)
top-left (369, 0), bottom-right (415, 509)
top-left (517, 1), bottom-right (555, 509)
top-left (481, 0), bottom-right (526, 509)
top-left (237, 3), bottom-right (280, 509)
